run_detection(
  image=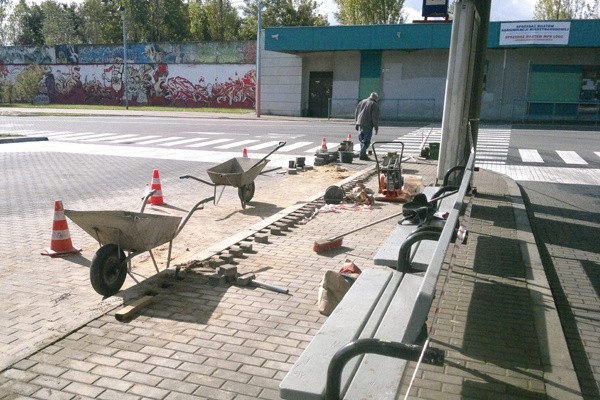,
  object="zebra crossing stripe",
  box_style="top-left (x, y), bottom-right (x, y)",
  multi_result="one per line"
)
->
top-left (246, 140), bottom-right (282, 151)
top-left (216, 139), bottom-right (260, 149)
top-left (162, 138), bottom-right (209, 147)
top-left (556, 150), bottom-right (587, 165)
top-left (186, 138), bottom-right (233, 148)
top-left (277, 141), bottom-right (314, 152)
top-left (84, 134), bottom-right (125, 142)
top-left (70, 133), bottom-right (119, 140)
top-left (519, 149), bottom-right (543, 163)
top-left (137, 136), bottom-right (183, 145)
top-left (107, 135), bottom-right (143, 143)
